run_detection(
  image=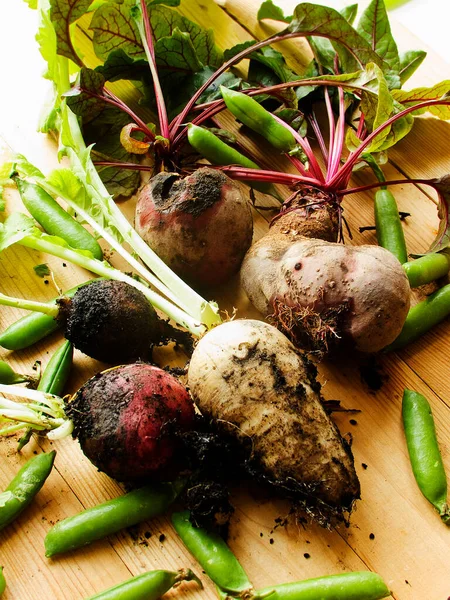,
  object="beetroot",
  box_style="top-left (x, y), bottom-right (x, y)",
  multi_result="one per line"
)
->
top-left (58, 280), bottom-right (160, 364)
top-left (65, 363), bottom-right (195, 481)
top-left (135, 167), bottom-right (253, 289)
